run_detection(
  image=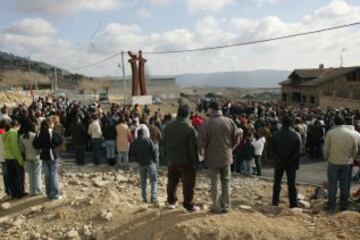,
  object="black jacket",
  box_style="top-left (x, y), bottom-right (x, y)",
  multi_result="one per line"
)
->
top-left (102, 117), bottom-right (117, 140)
top-left (33, 129), bottom-right (63, 161)
top-left (269, 127), bottom-right (301, 169)
top-left (238, 140), bottom-right (255, 161)
top-left (129, 137), bottom-right (156, 166)
top-left (69, 121), bottom-right (87, 145)
top-left (163, 118), bottom-right (199, 167)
